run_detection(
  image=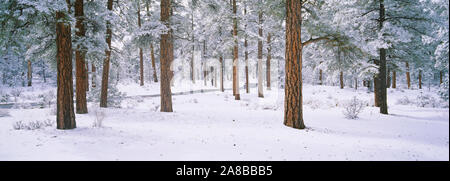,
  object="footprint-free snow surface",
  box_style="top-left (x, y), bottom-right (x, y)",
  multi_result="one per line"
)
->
top-left (0, 83), bottom-right (448, 160)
